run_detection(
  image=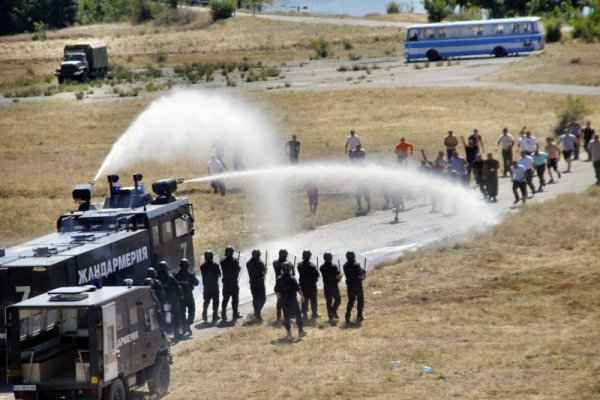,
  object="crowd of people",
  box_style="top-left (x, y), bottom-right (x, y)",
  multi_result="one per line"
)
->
top-left (141, 247), bottom-right (366, 341)
top-left (338, 119), bottom-right (599, 213)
